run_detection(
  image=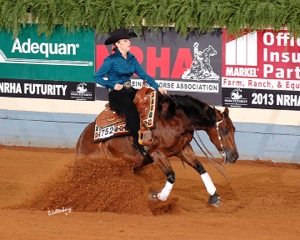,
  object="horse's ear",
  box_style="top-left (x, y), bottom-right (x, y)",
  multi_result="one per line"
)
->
top-left (223, 107), bottom-right (229, 117)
